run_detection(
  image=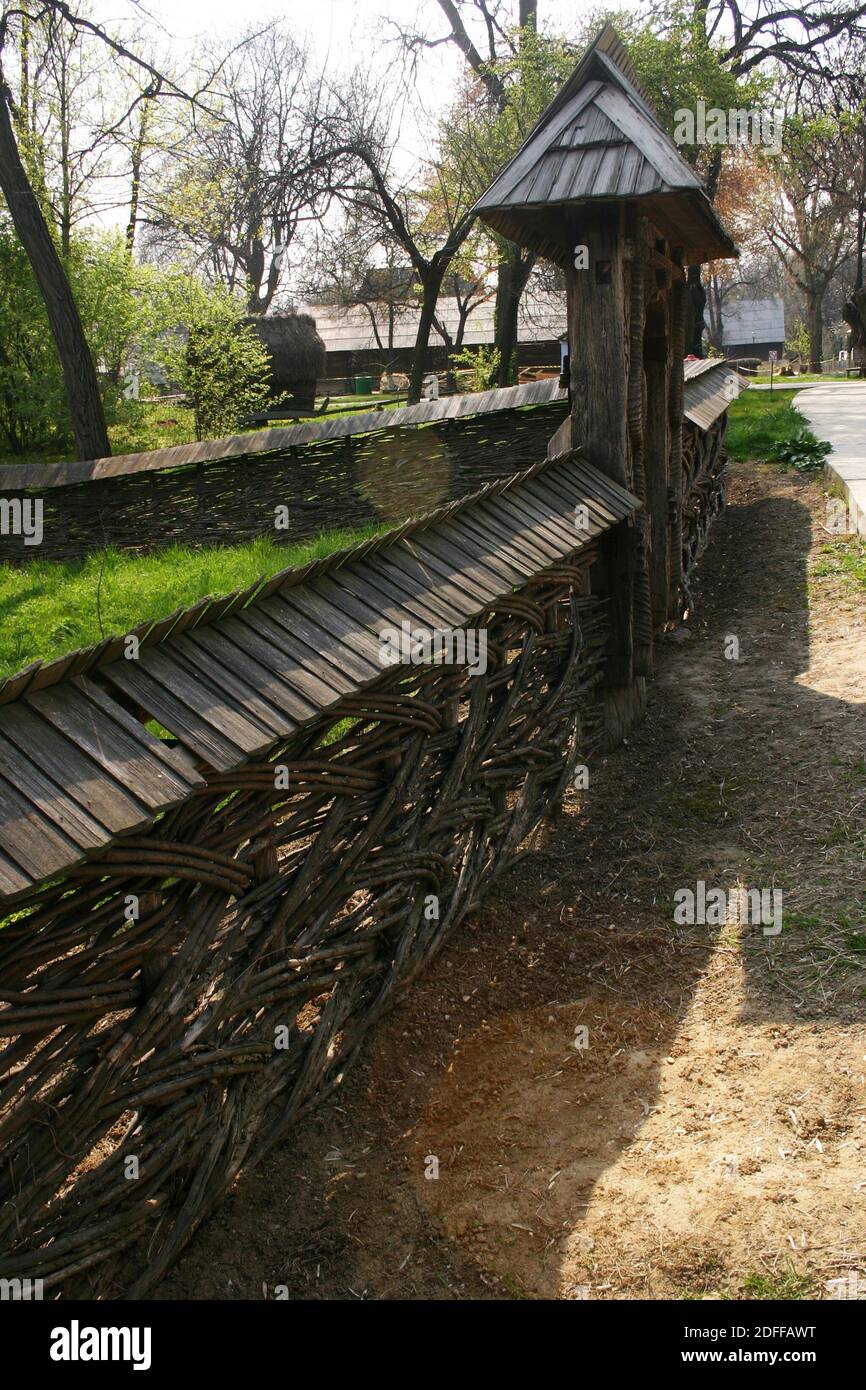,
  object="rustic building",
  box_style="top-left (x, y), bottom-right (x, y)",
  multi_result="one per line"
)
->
top-left (721, 297), bottom-right (785, 361)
